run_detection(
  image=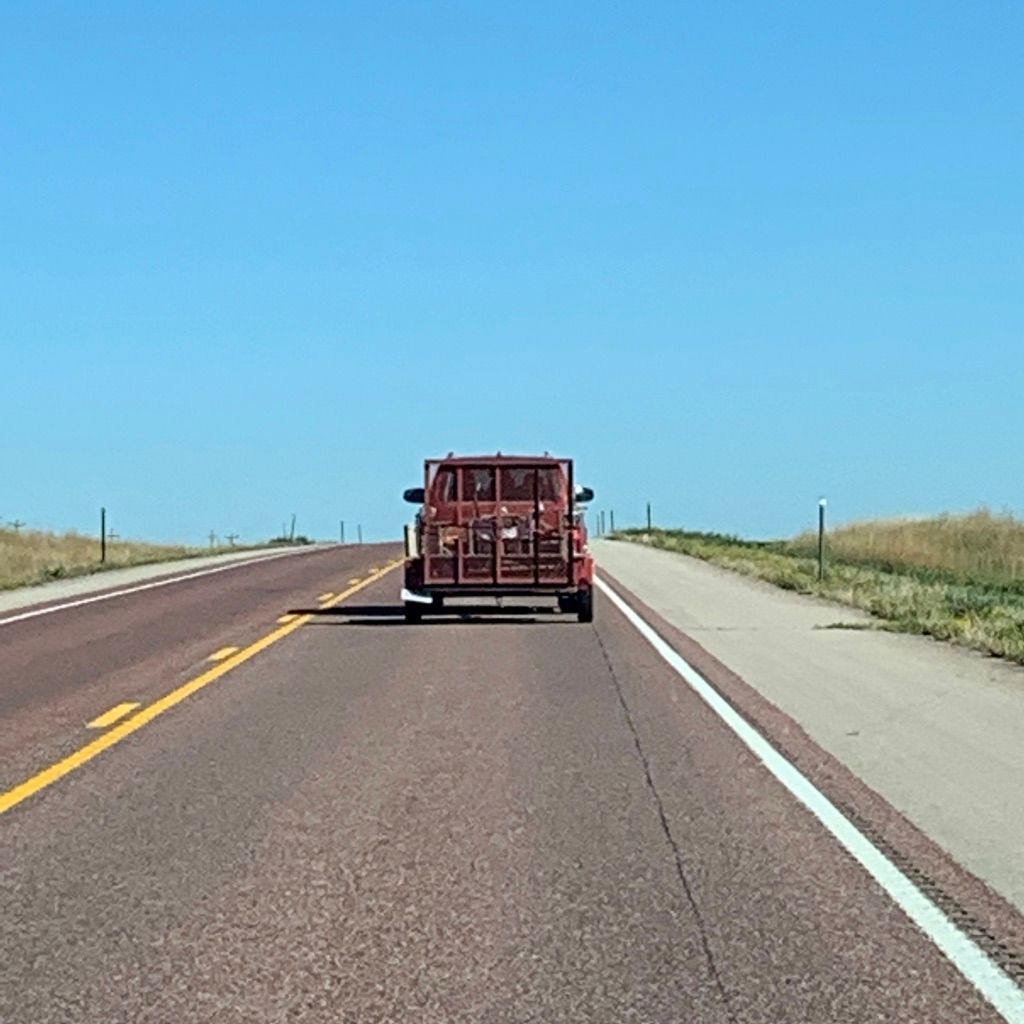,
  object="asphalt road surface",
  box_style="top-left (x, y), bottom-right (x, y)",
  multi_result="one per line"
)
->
top-left (1, 543), bottom-right (1022, 1022)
